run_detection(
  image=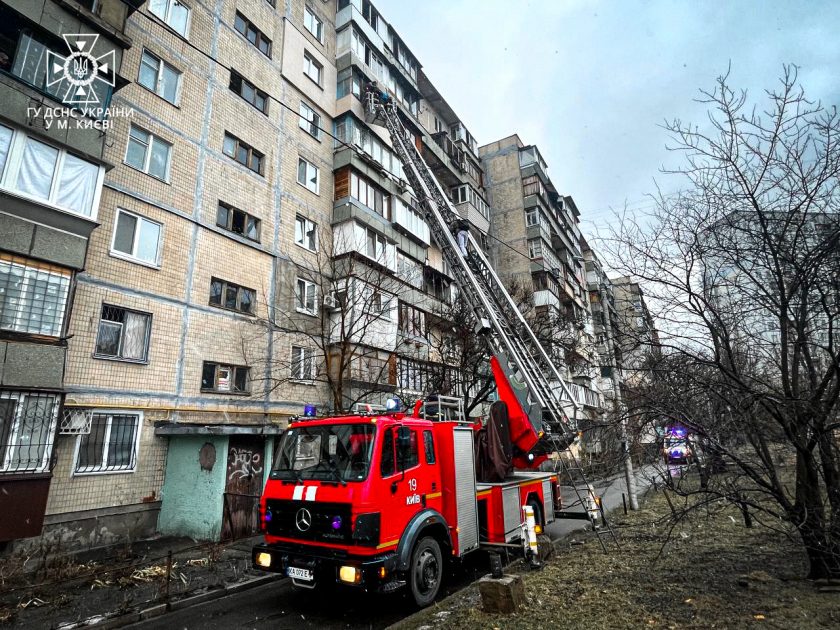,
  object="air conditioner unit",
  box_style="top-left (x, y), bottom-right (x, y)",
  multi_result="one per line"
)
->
top-left (396, 179), bottom-right (408, 193)
top-left (323, 292), bottom-right (341, 310)
top-left (550, 267), bottom-right (562, 280)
